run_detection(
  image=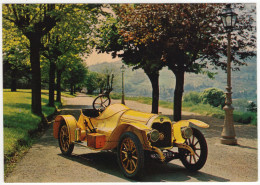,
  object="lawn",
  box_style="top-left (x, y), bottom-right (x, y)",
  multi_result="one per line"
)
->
top-left (3, 89), bottom-right (61, 173)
